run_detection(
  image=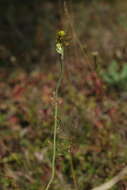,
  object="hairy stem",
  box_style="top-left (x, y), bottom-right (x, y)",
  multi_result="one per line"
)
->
top-left (45, 55), bottom-right (64, 190)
